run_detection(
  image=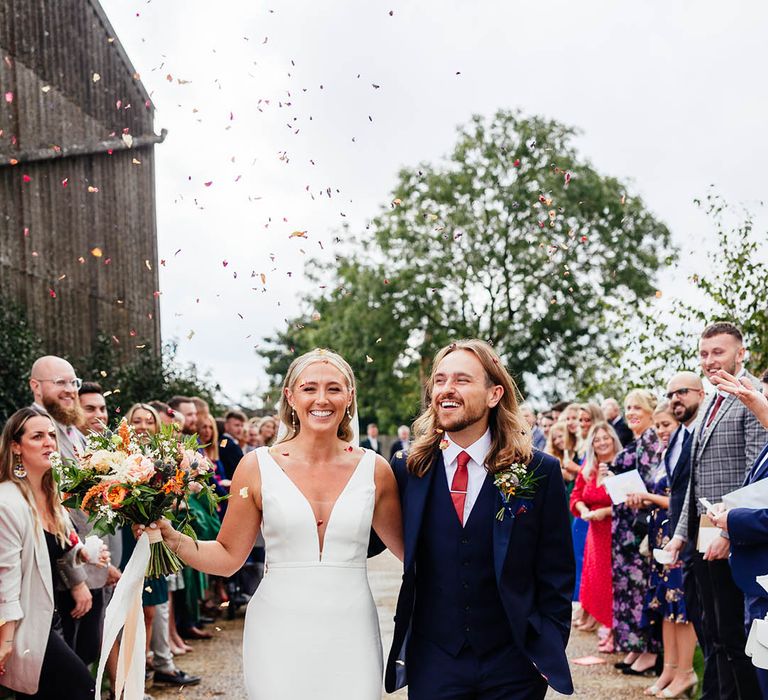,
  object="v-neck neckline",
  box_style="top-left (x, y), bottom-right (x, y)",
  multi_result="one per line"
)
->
top-left (263, 448), bottom-right (368, 560)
